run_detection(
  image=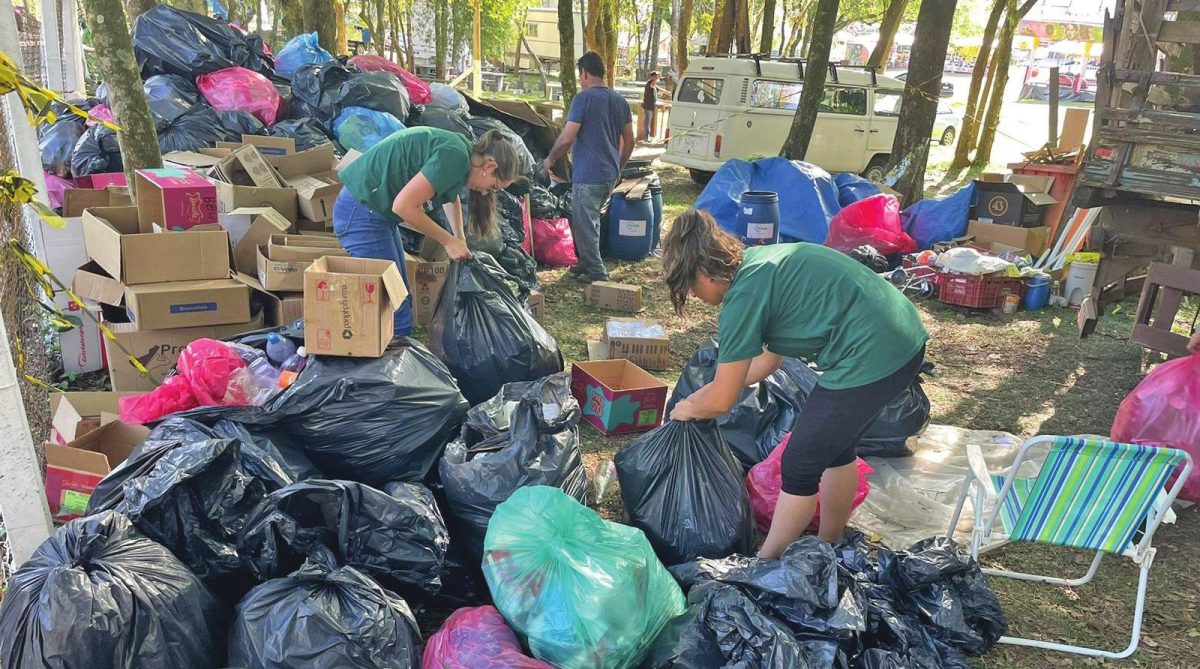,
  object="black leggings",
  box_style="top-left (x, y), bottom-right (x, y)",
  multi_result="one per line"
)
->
top-left (780, 347), bottom-right (926, 496)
